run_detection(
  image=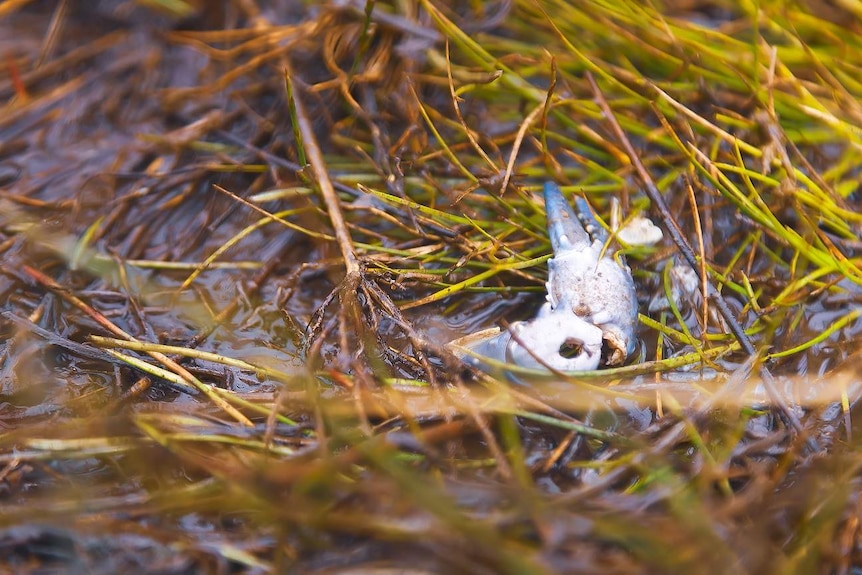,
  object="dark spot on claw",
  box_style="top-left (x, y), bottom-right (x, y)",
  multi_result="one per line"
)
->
top-left (574, 303), bottom-right (591, 317)
top-left (559, 338), bottom-right (584, 359)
